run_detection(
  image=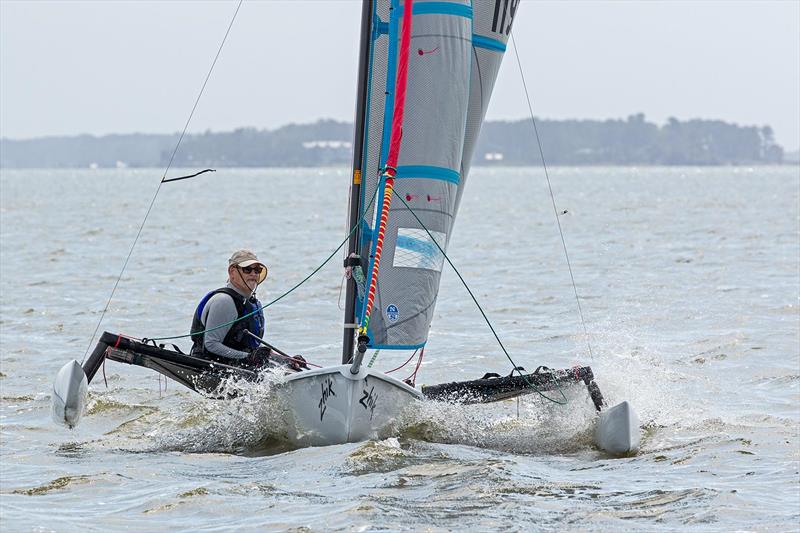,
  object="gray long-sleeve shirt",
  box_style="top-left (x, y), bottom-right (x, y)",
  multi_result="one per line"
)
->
top-left (200, 282), bottom-right (254, 360)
